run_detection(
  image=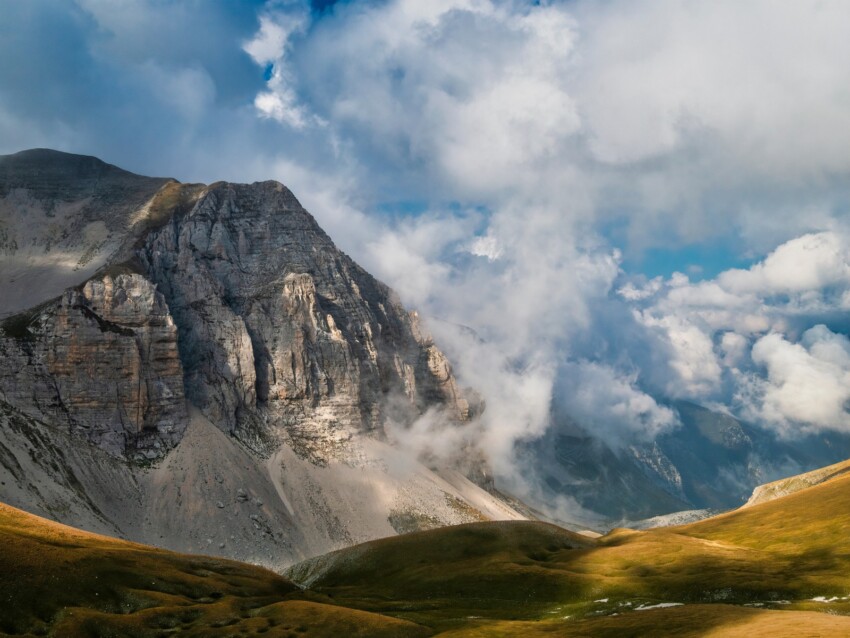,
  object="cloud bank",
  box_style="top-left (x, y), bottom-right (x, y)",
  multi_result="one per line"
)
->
top-left (4, 0), bottom-right (850, 499)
